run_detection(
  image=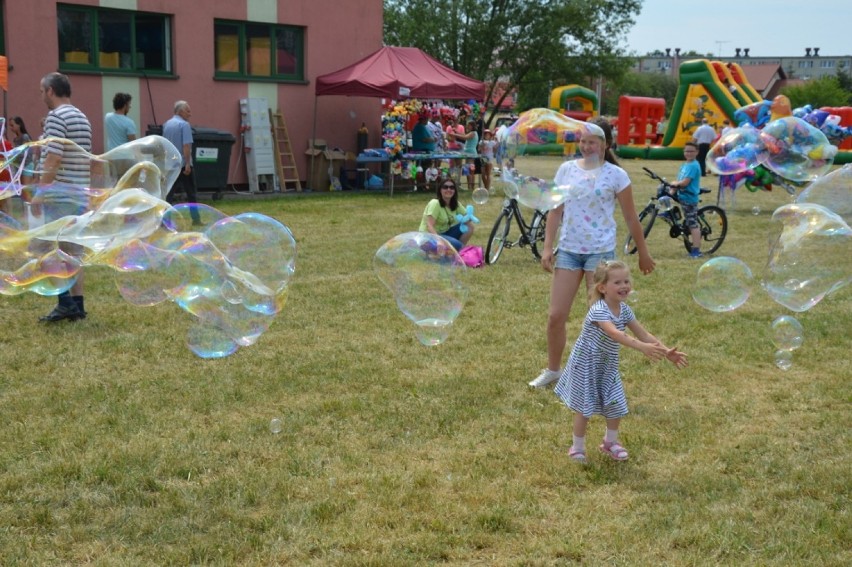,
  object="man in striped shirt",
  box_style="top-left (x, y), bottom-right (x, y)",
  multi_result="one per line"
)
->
top-left (38, 72), bottom-right (92, 323)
